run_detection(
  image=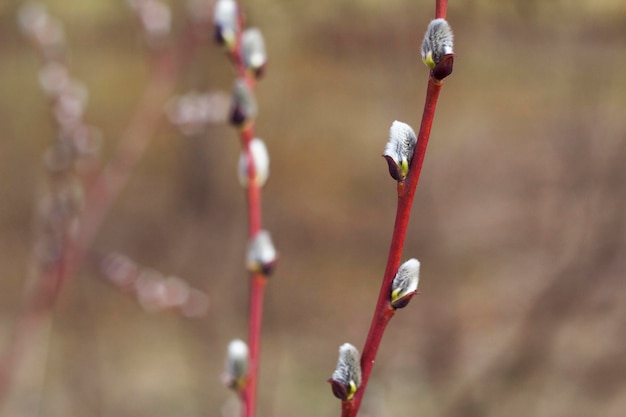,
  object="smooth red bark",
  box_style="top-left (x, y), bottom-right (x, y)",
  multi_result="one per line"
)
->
top-left (347, 78), bottom-right (443, 417)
